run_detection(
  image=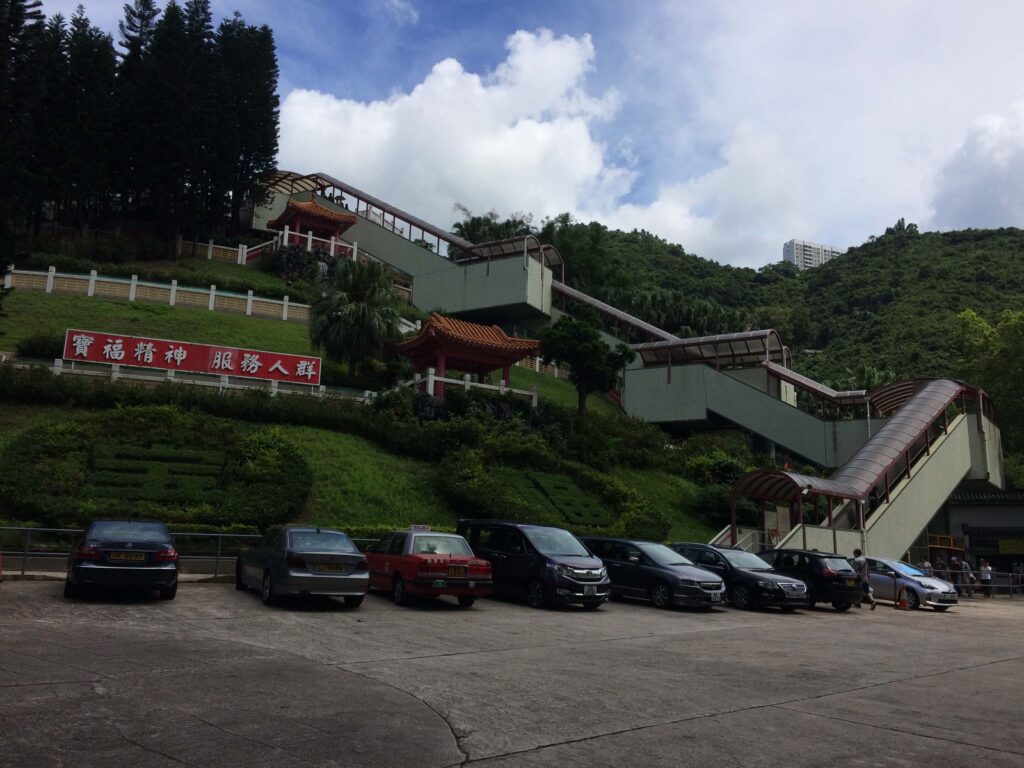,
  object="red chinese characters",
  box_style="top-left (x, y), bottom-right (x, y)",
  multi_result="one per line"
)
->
top-left (62, 330), bottom-right (322, 385)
